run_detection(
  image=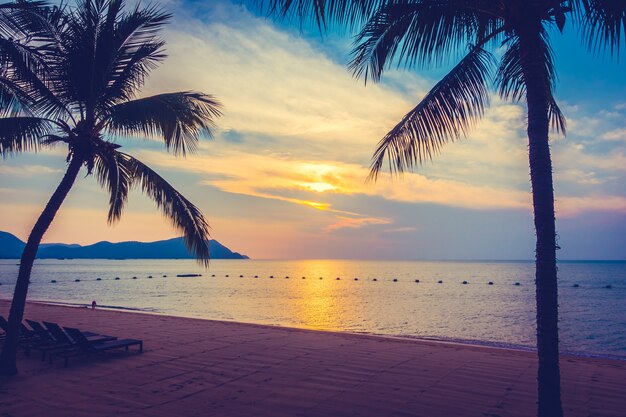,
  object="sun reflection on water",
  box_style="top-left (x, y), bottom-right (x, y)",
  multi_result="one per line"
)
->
top-left (281, 260), bottom-right (348, 330)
